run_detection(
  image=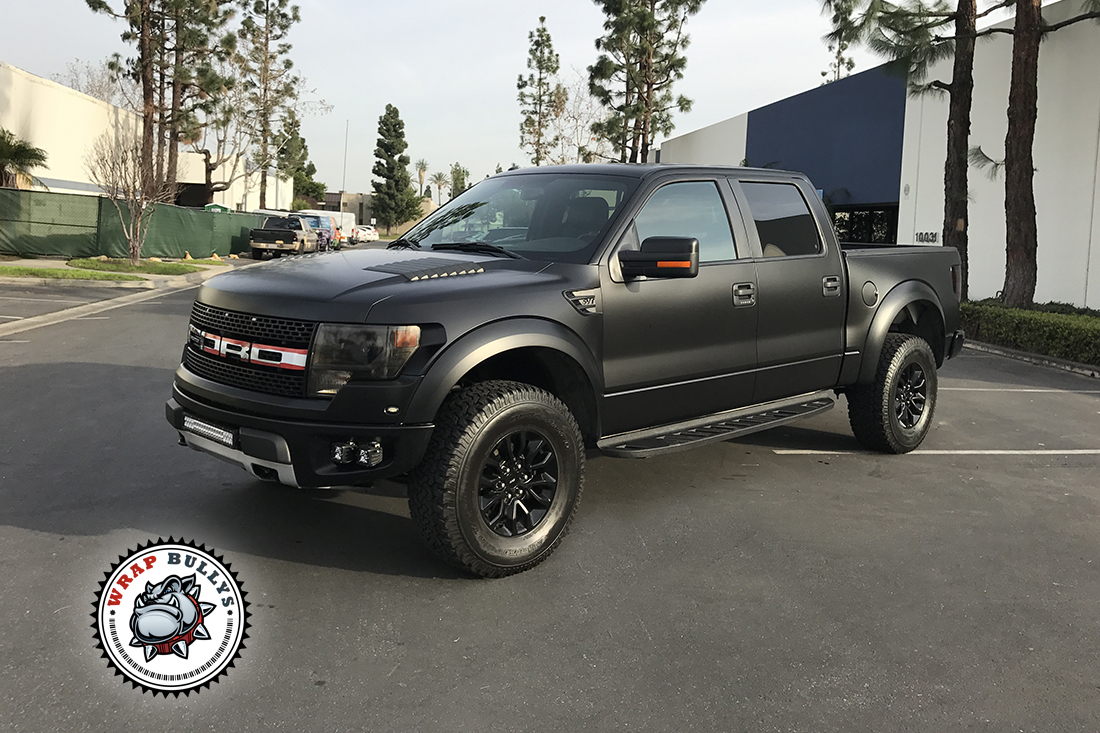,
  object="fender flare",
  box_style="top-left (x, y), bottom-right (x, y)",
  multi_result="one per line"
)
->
top-left (858, 280), bottom-right (946, 384)
top-left (404, 318), bottom-right (603, 424)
